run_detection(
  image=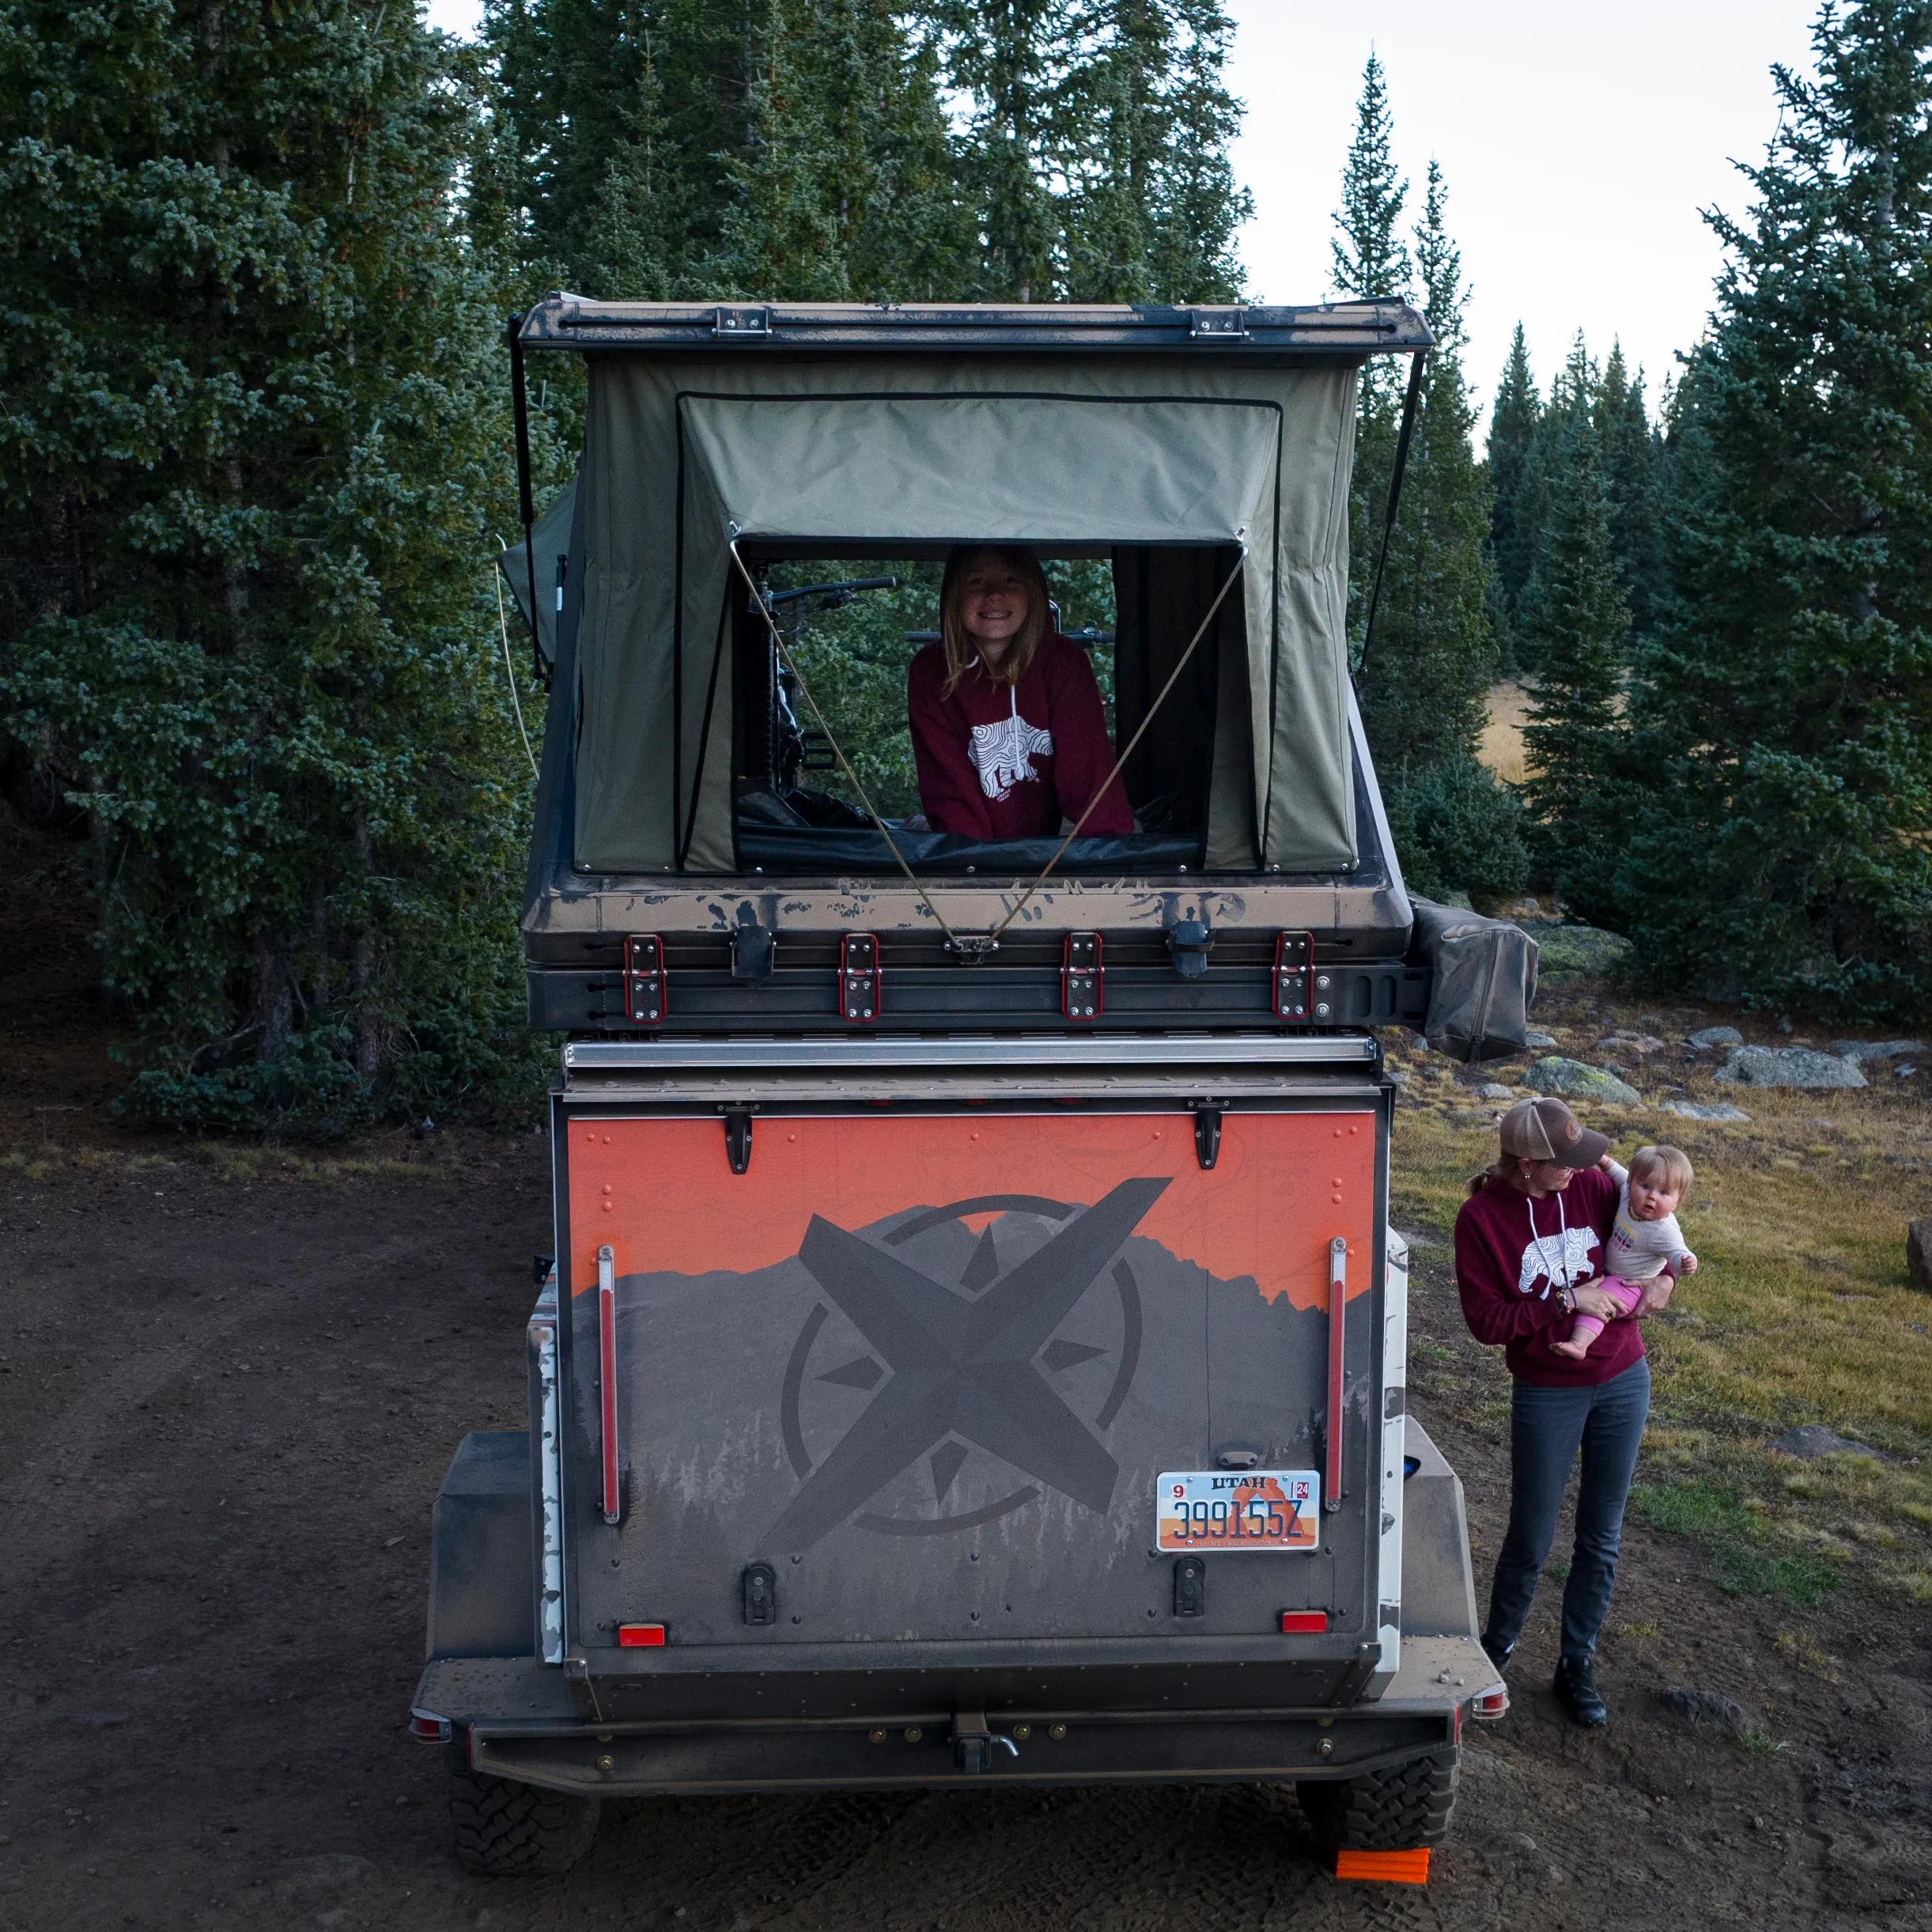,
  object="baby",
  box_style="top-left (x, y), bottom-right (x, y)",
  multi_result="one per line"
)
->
top-left (1550, 1143), bottom-right (1700, 1360)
